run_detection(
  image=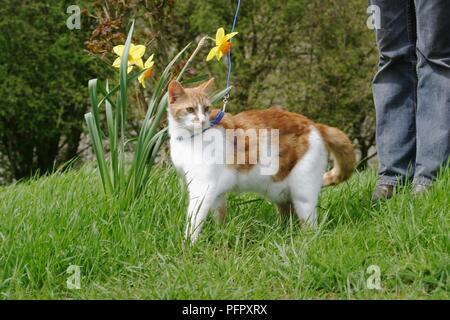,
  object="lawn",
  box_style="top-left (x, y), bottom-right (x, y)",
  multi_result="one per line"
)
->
top-left (0, 165), bottom-right (448, 299)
